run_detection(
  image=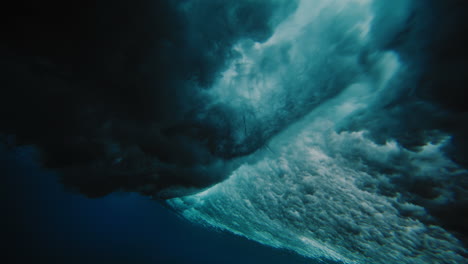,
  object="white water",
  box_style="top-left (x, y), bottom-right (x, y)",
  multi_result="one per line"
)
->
top-left (169, 1), bottom-right (467, 263)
